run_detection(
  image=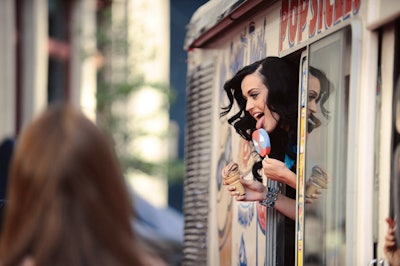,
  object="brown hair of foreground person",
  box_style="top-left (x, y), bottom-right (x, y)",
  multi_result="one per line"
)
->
top-left (0, 104), bottom-right (146, 266)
